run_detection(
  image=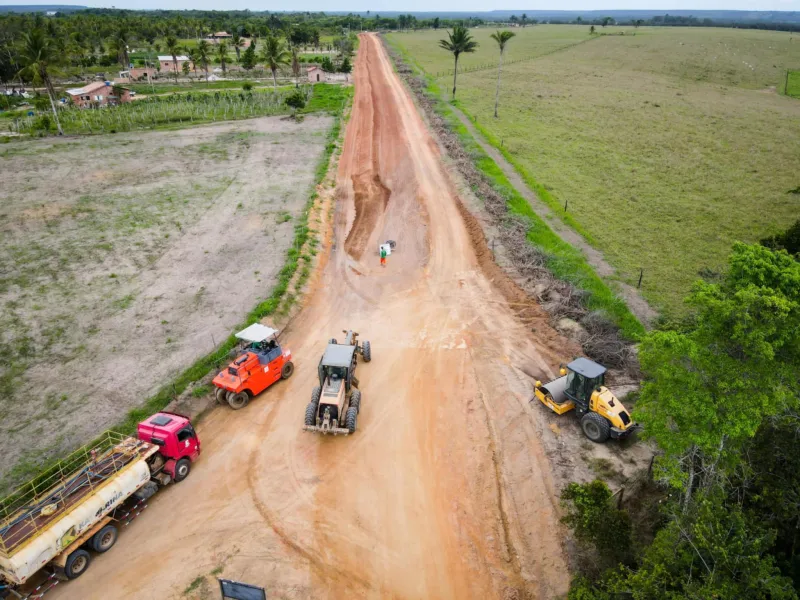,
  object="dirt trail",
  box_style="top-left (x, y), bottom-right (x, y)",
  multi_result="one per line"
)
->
top-left (47, 33), bottom-right (571, 599)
